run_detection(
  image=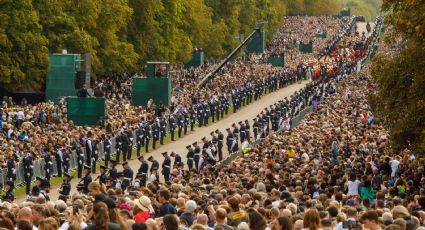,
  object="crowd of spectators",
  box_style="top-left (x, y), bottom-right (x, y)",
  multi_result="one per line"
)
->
top-left (0, 18), bottom-right (423, 230)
